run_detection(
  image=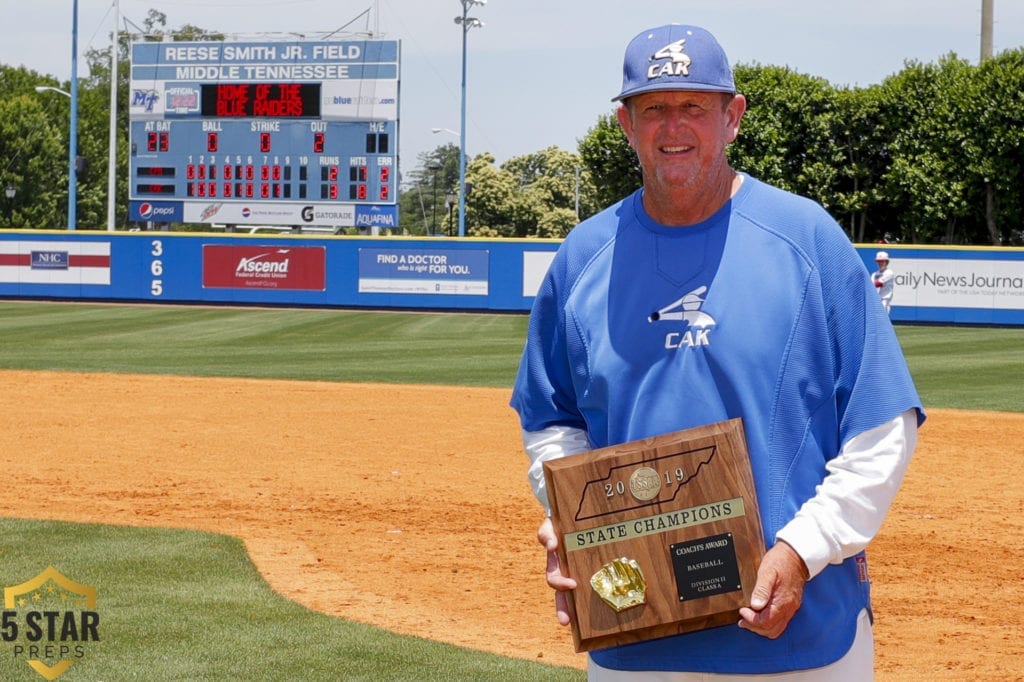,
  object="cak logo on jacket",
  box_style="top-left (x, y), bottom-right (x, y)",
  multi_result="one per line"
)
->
top-left (648, 285), bottom-right (716, 349)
